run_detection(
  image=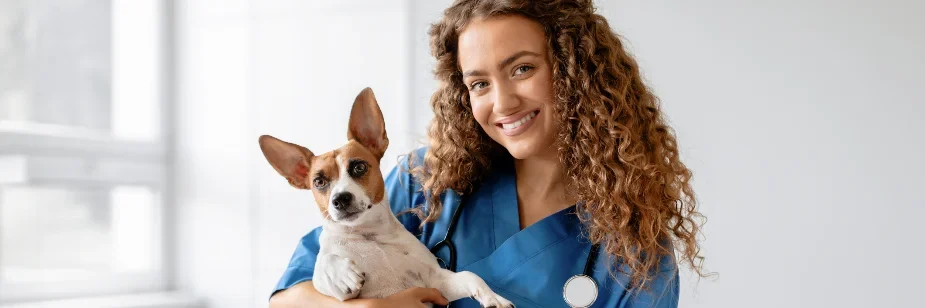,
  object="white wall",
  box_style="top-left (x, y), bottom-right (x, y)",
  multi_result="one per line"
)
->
top-left (173, 0), bottom-right (924, 307)
top-left (591, 1), bottom-right (924, 307)
top-left (173, 1), bottom-right (254, 307)
top-left (408, 0), bottom-right (454, 140)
